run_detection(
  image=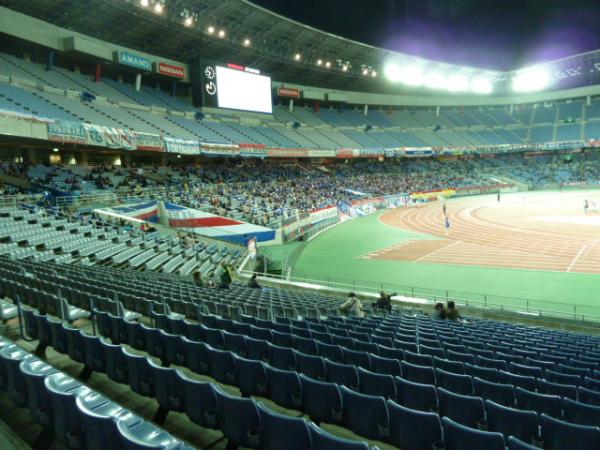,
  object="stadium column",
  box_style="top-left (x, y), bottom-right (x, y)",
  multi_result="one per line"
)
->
top-left (171, 80), bottom-right (177, 97)
top-left (289, 99), bottom-right (294, 112)
top-left (135, 73), bottom-right (142, 91)
top-left (94, 63), bottom-right (102, 82)
top-left (363, 104), bottom-right (368, 116)
top-left (47, 51), bottom-right (55, 71)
